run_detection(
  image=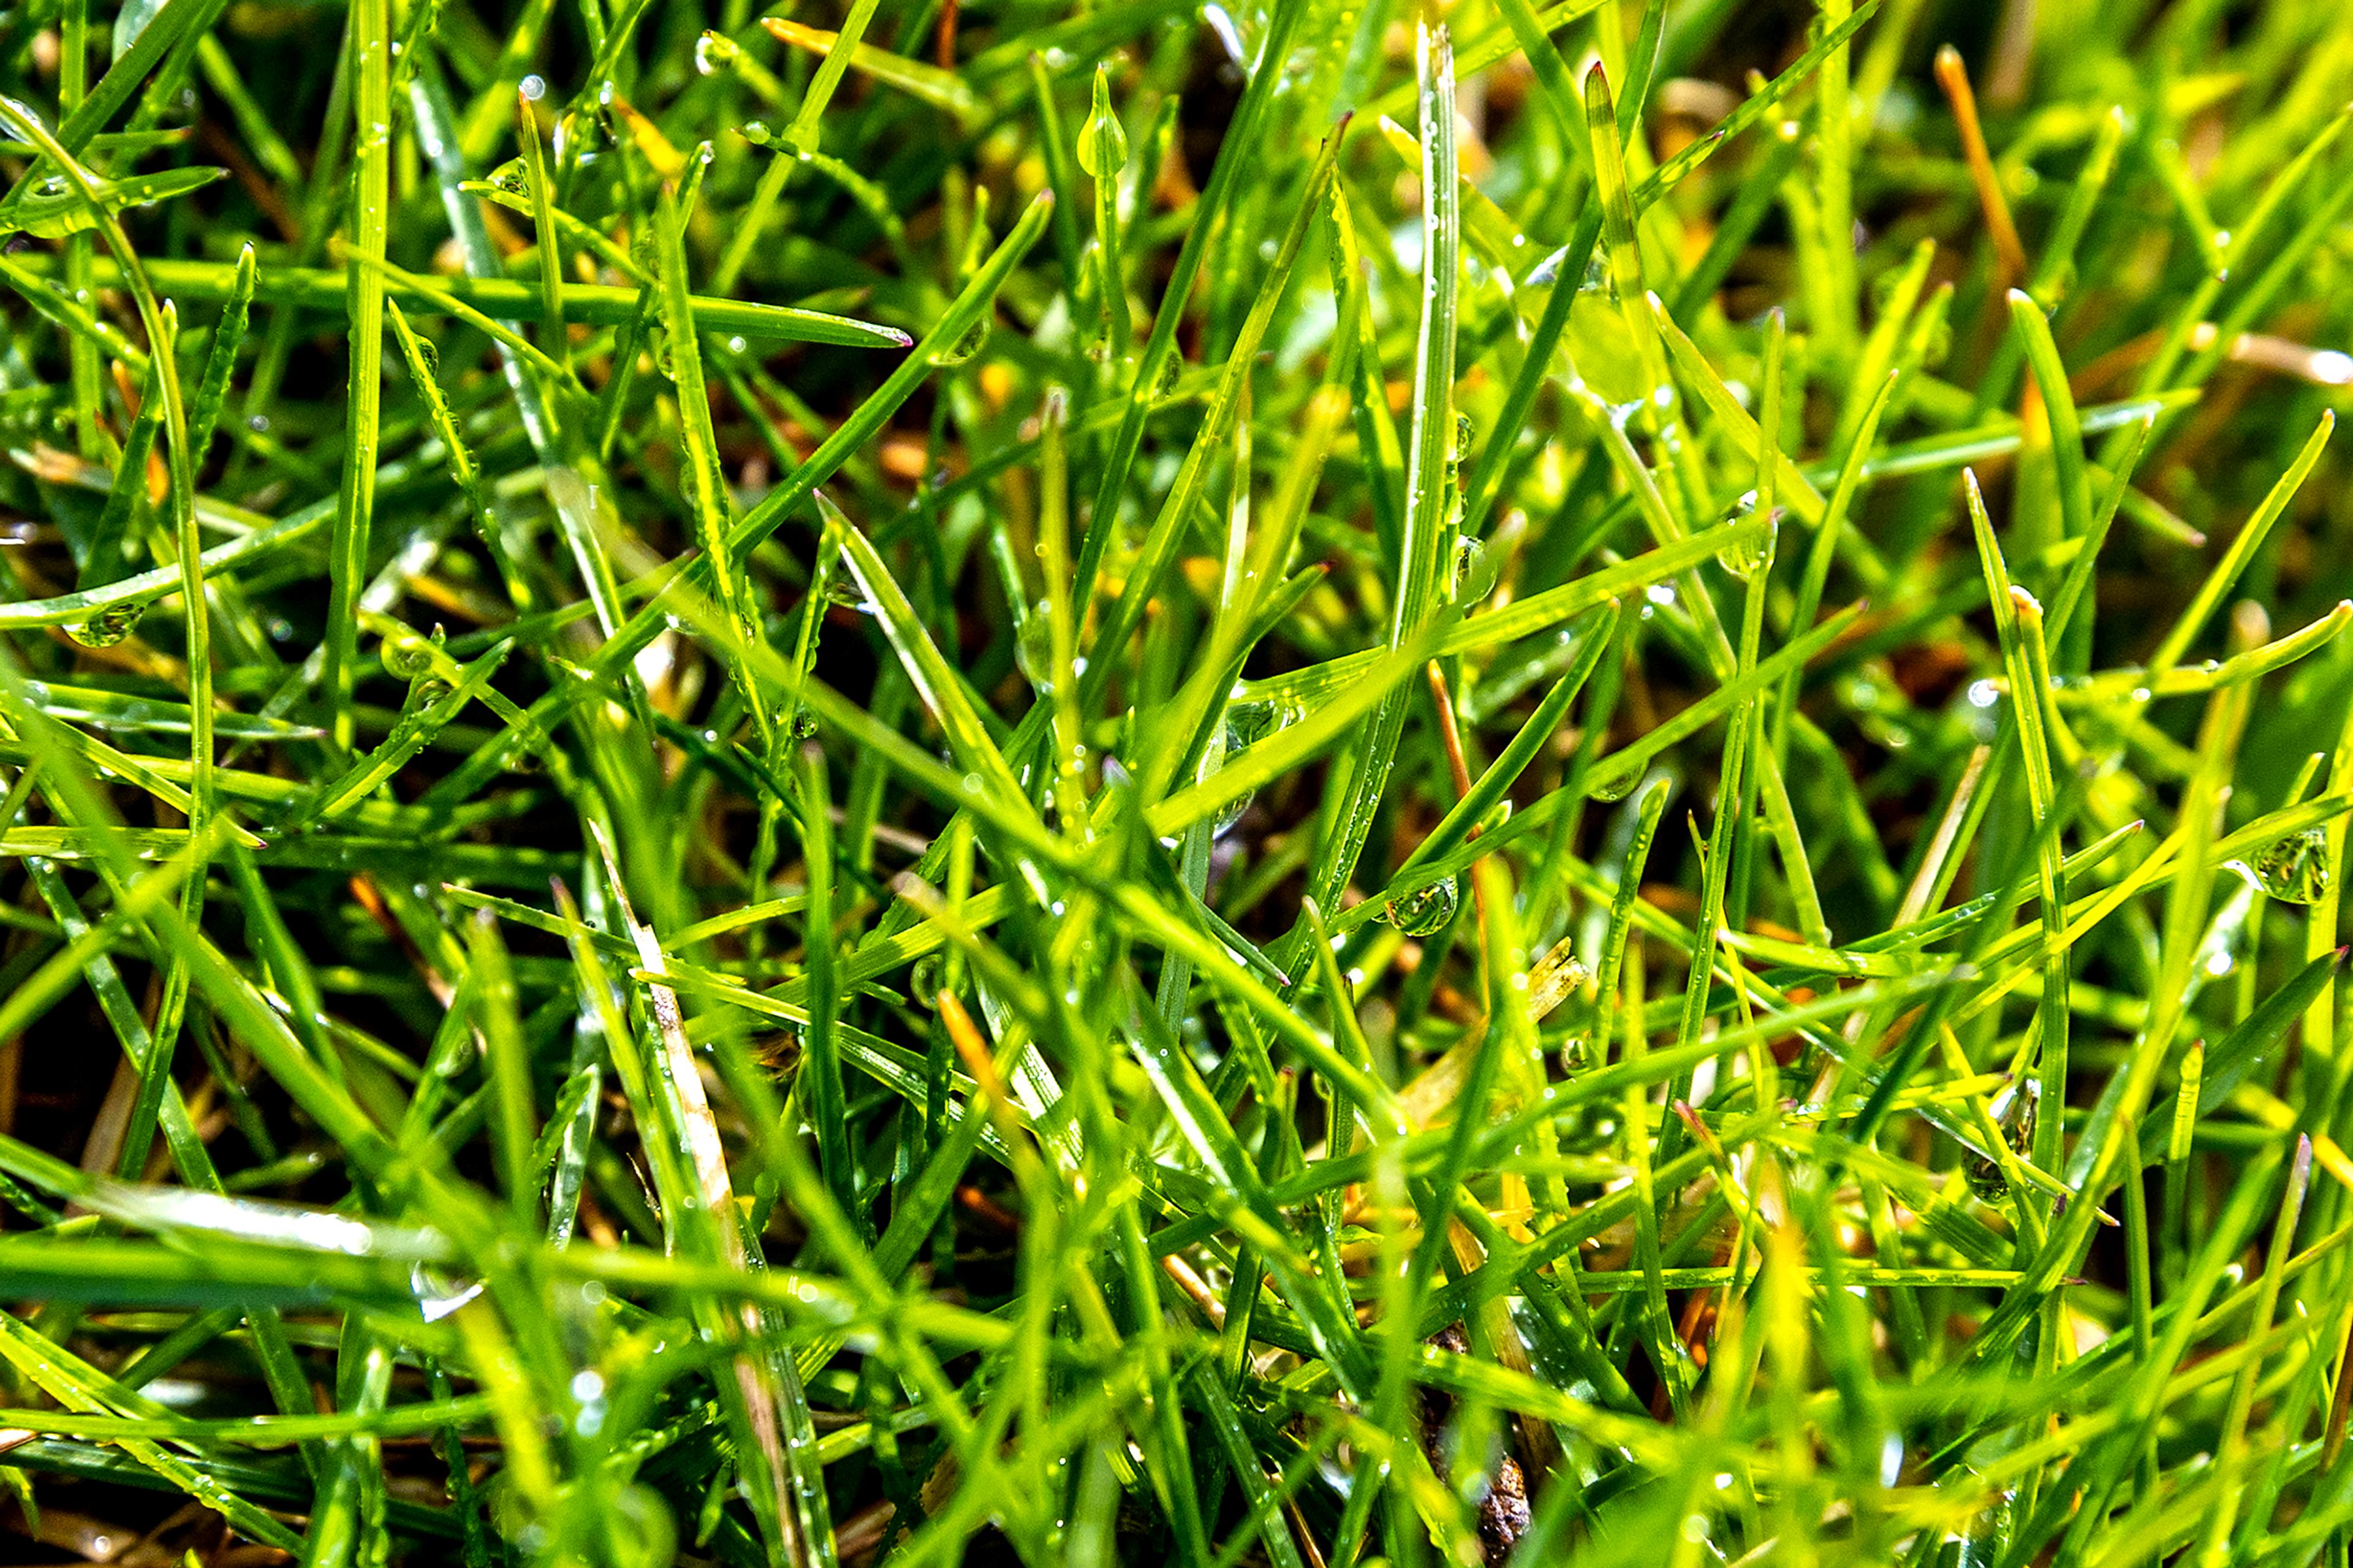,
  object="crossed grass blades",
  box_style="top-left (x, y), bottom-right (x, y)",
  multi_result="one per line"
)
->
top-left (2, 0), bottom-right (2353, 1562)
